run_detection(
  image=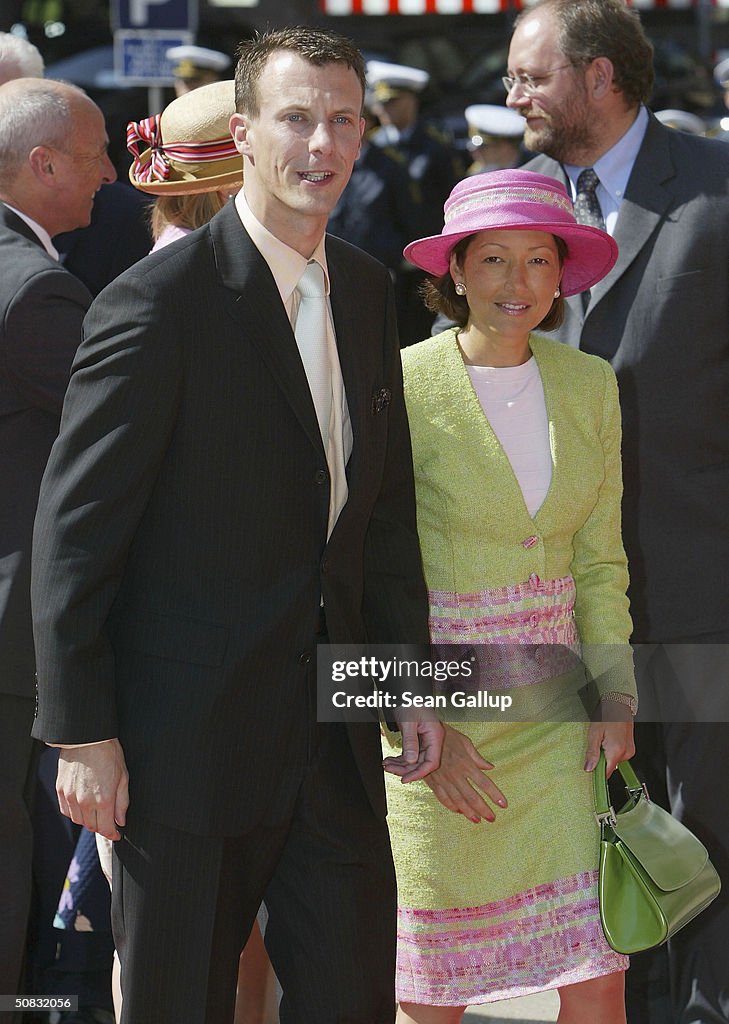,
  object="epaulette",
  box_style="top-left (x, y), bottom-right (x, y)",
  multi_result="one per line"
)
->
top-left (424, 124), bottom-right (451, 145)
top-left (382, 146), bottom-right (408, 167)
